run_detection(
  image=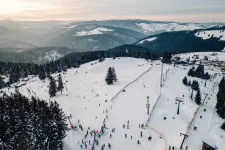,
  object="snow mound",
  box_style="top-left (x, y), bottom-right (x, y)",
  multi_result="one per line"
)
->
top-left (136, 23), bottom-right (203, 34)
top-left (75, 27), bottom-right (114, 36)
top-left (195, 30), bottom-right (225, 41)
top-left (138, 37), bottom-right (157, 44)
